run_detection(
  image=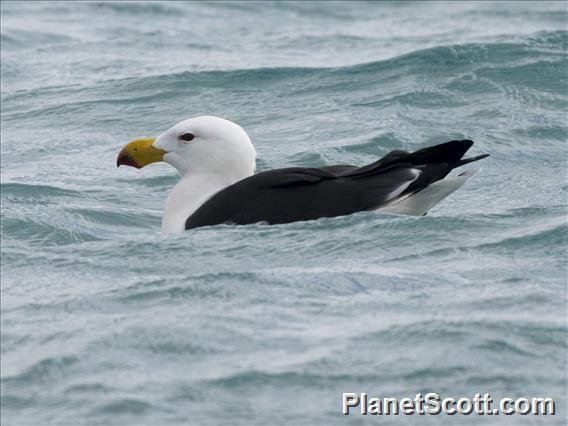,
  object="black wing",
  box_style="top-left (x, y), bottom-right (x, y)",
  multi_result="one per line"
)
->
top-left (185, 140), bottom-right (488, 230)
